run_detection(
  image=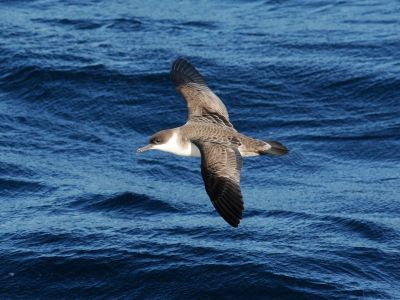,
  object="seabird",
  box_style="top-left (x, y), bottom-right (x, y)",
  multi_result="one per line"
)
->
top-left (137, 58), bottom-right (288, 227)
